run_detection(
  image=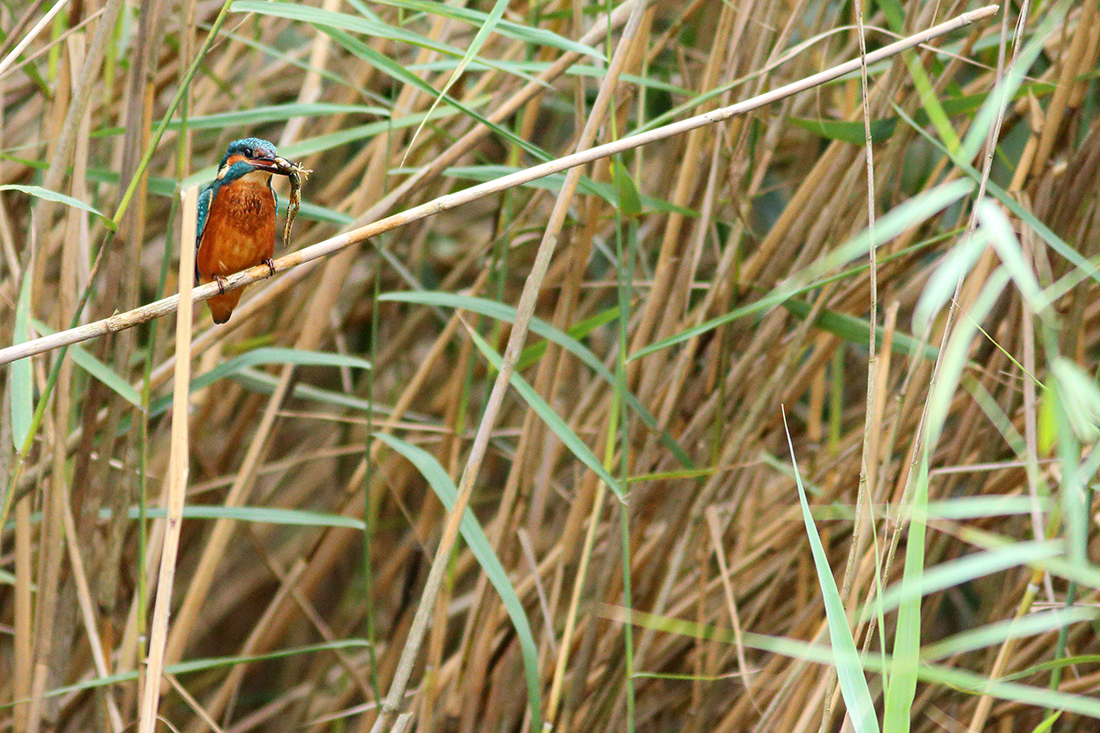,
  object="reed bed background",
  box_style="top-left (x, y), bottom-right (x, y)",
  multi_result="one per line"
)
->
top-left (2, 0), bottom-right (1099, 731)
